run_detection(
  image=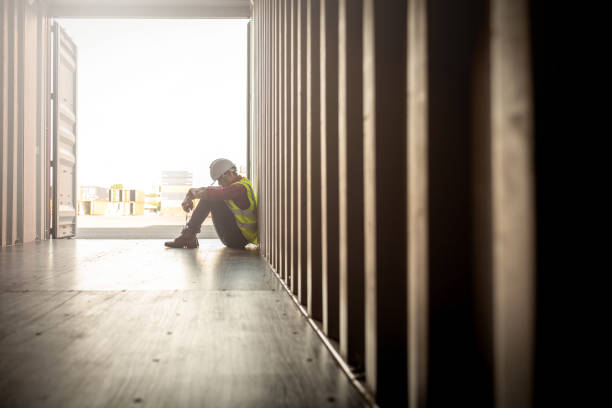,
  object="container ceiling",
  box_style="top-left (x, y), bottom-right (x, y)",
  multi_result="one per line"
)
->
top-left (47, 0), bottom-right (252, 18)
